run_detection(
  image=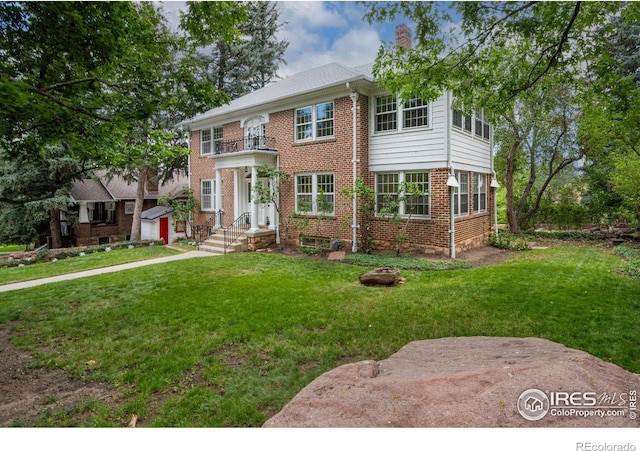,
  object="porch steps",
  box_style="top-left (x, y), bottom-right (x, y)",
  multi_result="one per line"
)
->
top-left (198, 233), bottom-right (248, 255)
